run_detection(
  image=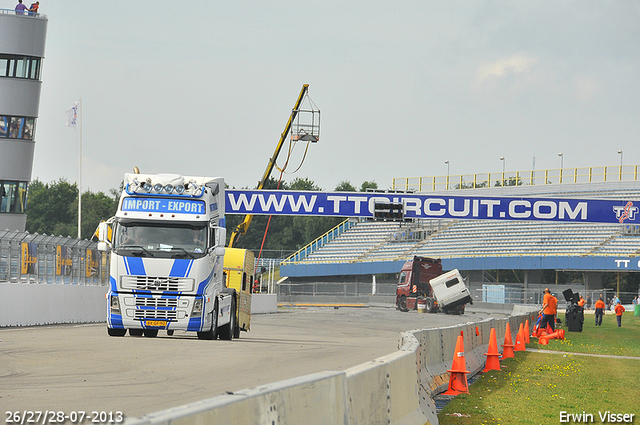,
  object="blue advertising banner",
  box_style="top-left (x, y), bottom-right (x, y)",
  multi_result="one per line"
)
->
top-left (226, 190), bottom-right (640, 224)
top-left (121, 197), bottom-right (206, 215)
